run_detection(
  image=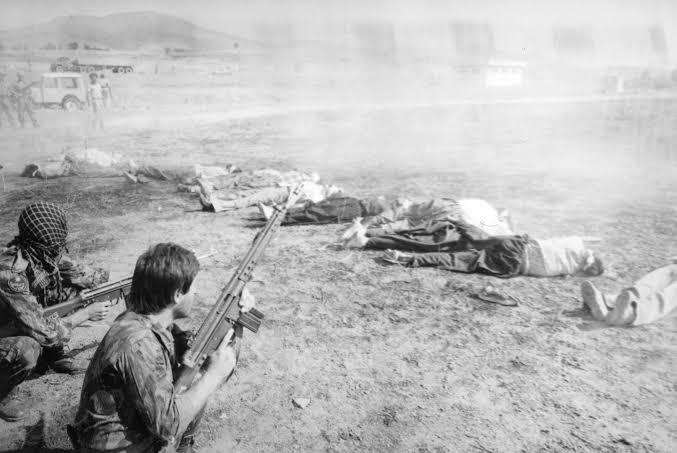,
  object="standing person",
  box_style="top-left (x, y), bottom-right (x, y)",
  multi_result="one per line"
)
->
top-left (98, 73), bottom-right (112, 108)
top-left (0, 202), bottom-right (111, 422)
top-left (87, 73), bottom-right (104, 130)
top-left (9, 73), bottom-right (38, 128)
top-left (69, 243), bottom-right (256, 453)
top-left (0, 72), bottom-right (17, 128)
